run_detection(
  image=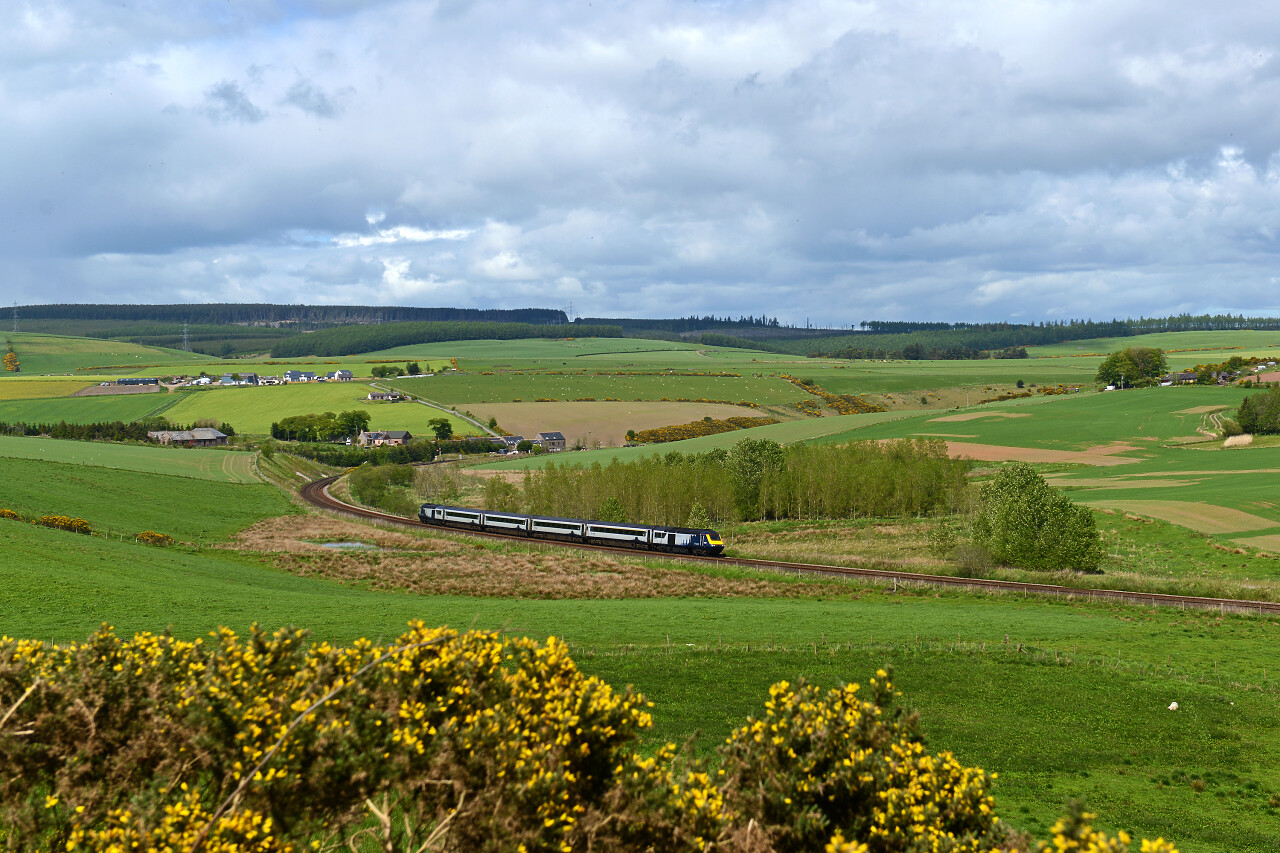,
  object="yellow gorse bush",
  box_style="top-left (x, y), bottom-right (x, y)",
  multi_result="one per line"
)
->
top-left (632, 416), bottom-right (780, 444)
top-left (34, 514), bottom-right (91, 535)
top-left (0, 626), bottom-right (1178, 853)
